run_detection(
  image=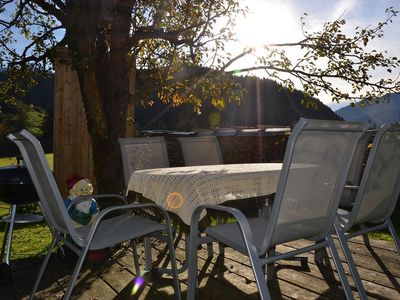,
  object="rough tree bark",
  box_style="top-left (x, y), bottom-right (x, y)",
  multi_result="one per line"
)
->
top-left (65, 0), bottom-right (135, 193)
